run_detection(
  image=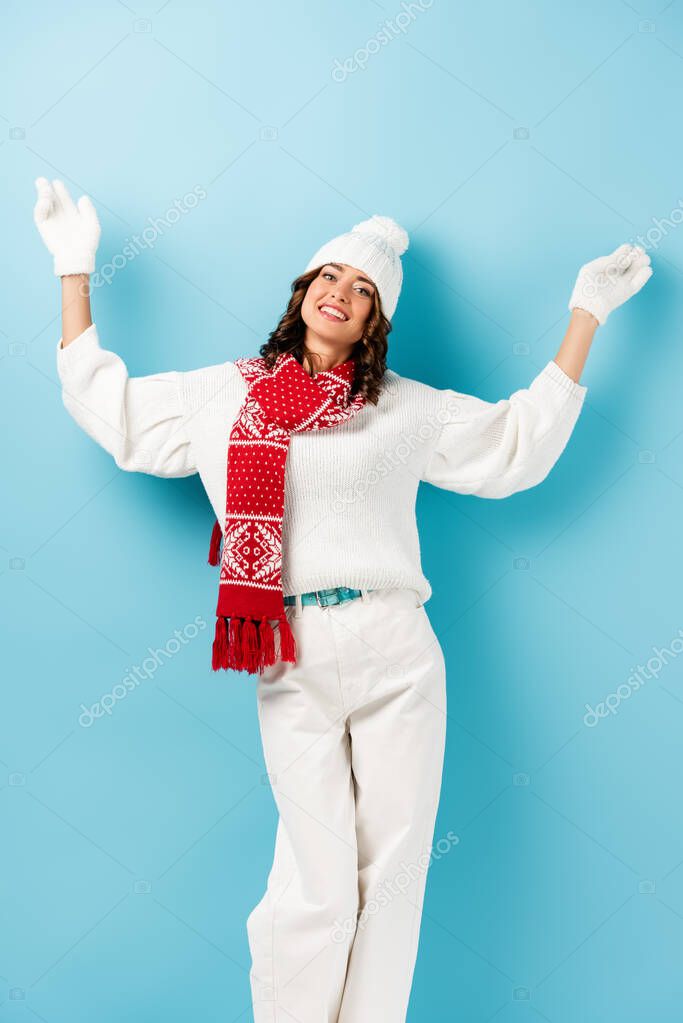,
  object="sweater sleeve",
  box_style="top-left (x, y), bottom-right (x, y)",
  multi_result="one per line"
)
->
top-left (421, 359), bottom-right (588, 498)
top-left (56, 323), bottom-right (196, 478)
